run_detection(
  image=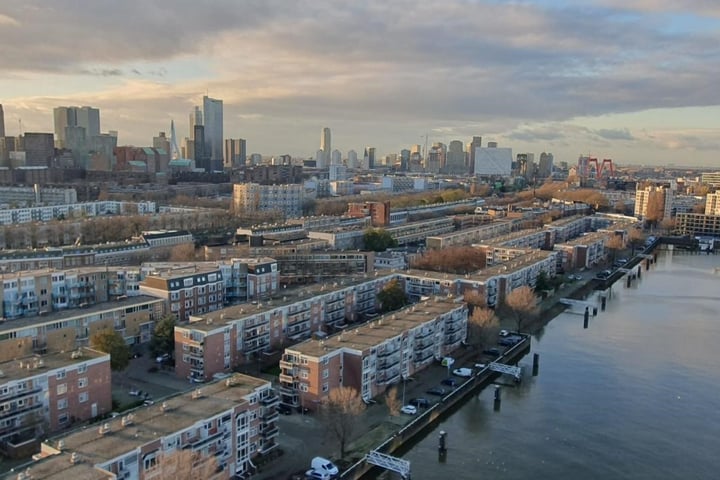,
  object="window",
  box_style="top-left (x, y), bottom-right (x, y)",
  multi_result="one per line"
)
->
top-left (79, 392), bottom-right (88, 403)
top-left (322, 383), bottom-right (329, 393)
top-left (56, 370), bottom-right (66, 380)
top-left (322, 369), bottom-right (329, 379)
top-left (78, 377), bottom-right (88, 388)
top-left (57, 384), bottom-right (67, 395)
top-left (57, 399), bottom-right (68, 410)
